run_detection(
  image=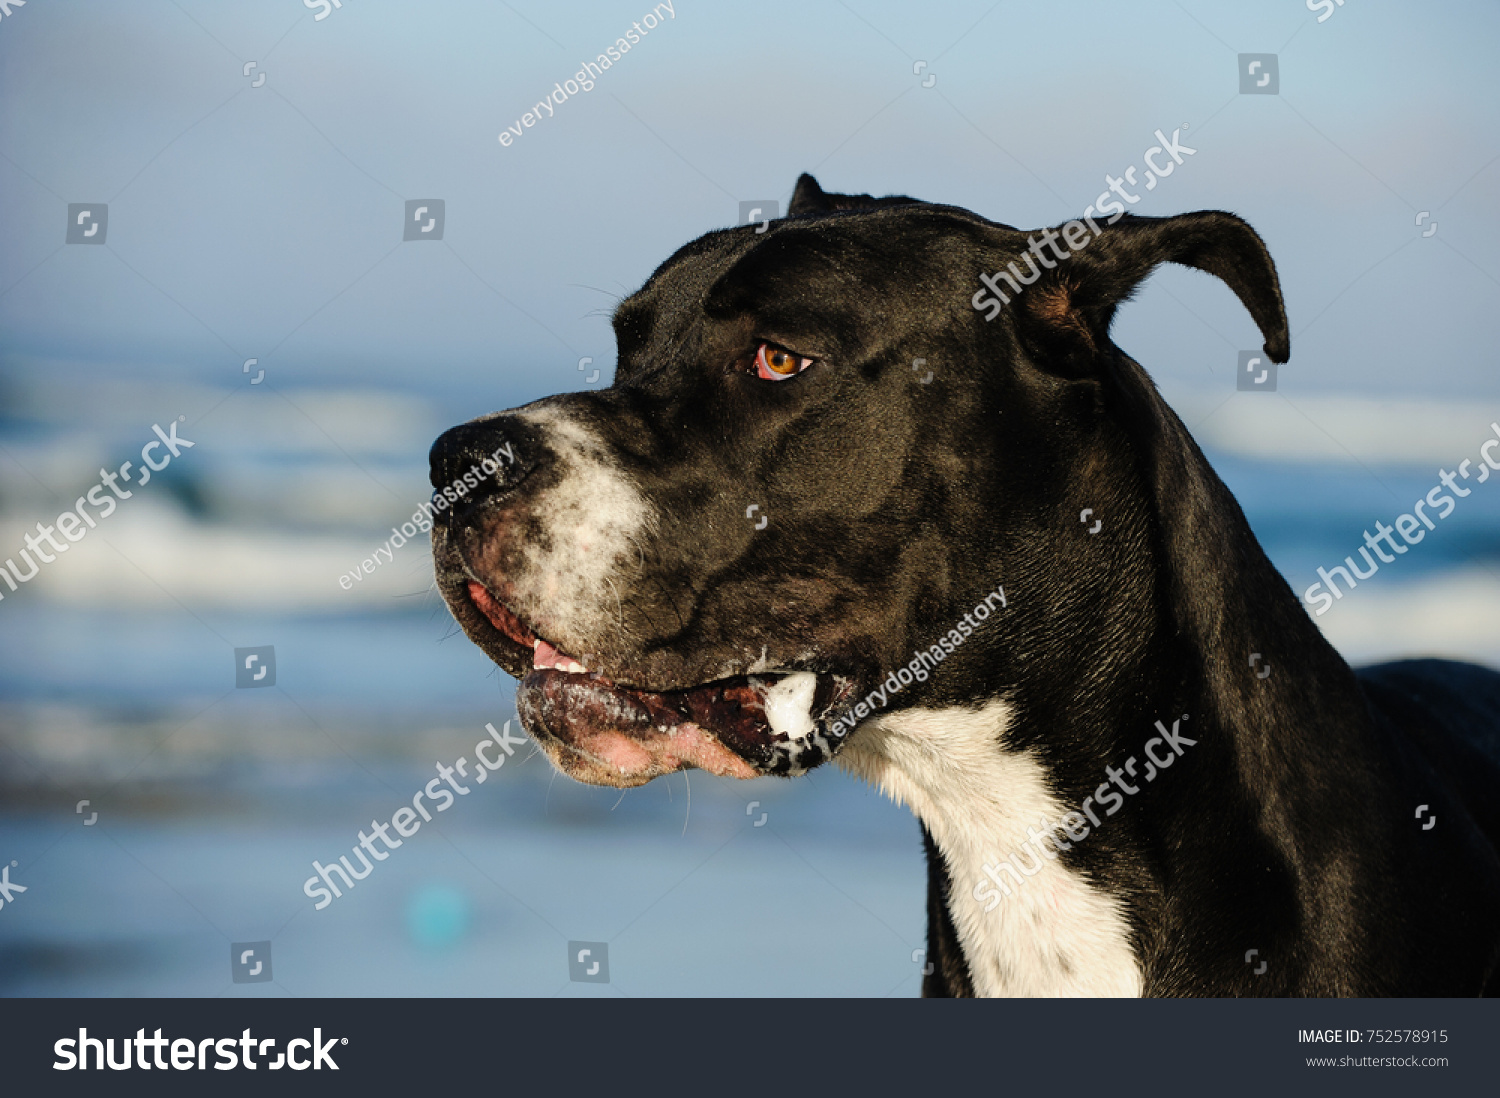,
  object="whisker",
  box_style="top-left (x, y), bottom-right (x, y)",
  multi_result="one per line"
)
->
top-left (569, 283), bottom-right (626, 305)
top-left (602, 575), bottom-right (628, 645)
